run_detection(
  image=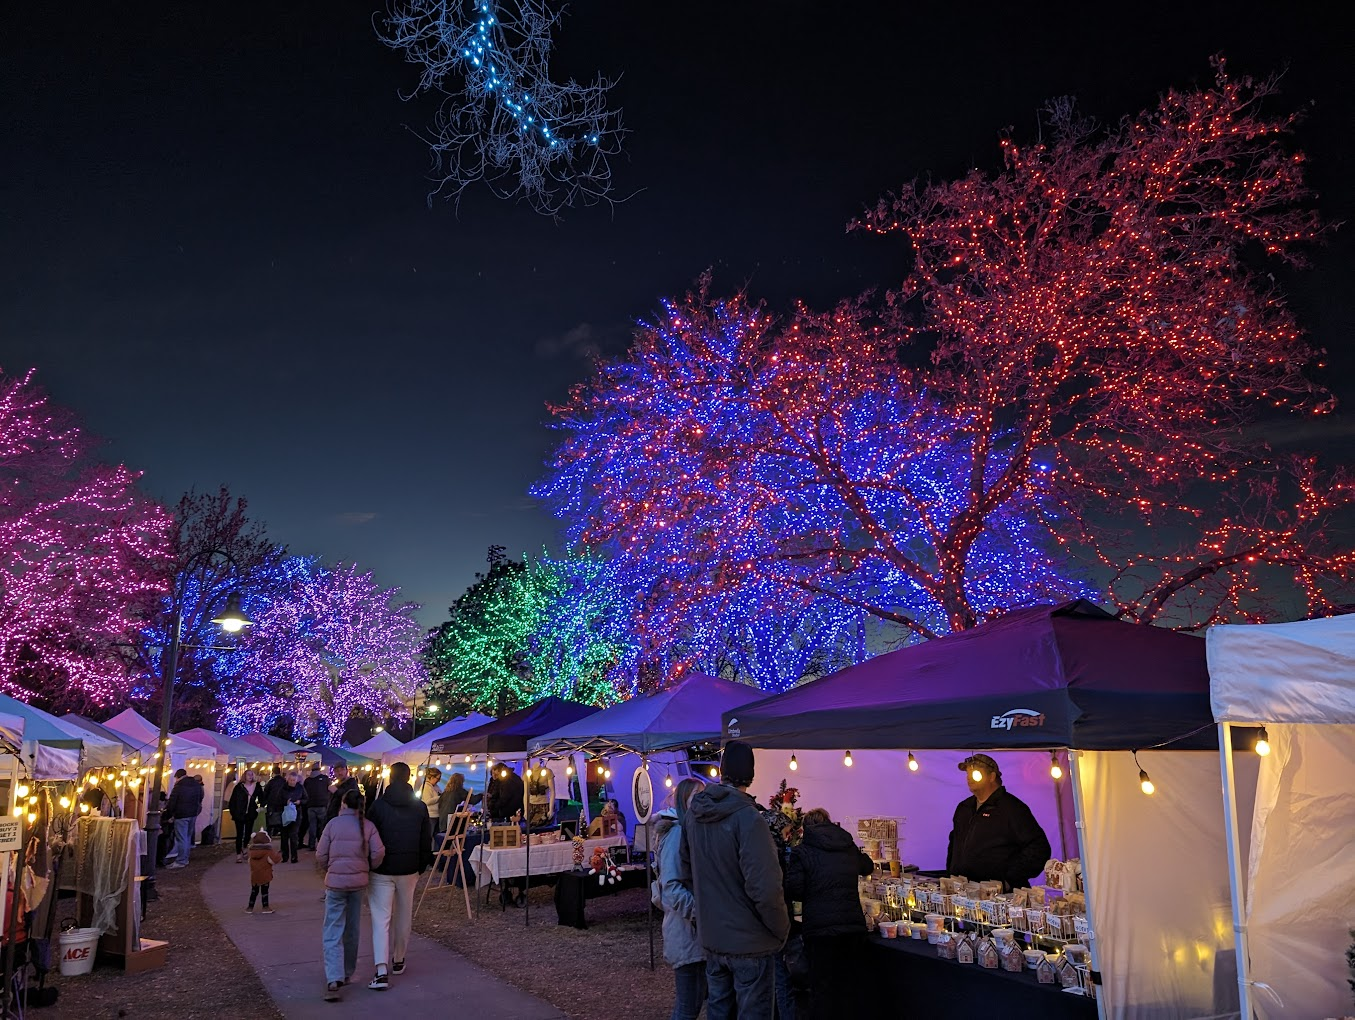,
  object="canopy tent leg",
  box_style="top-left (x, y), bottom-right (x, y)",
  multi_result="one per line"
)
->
top-left (1219, 722), bottom-right (1253, 1020)
top-left (1067, 749), bottom-right (1109, 1020)
top-left (646, 816), bottom-right (655, 971)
